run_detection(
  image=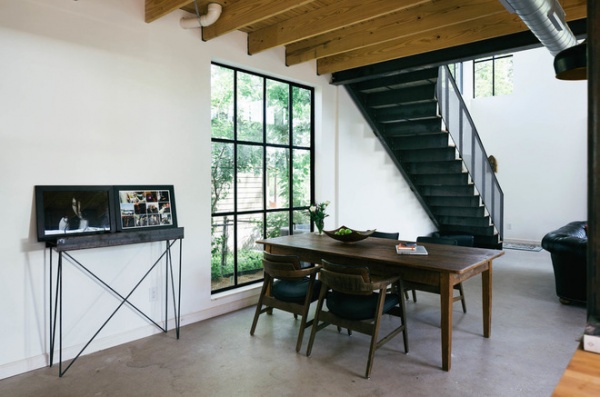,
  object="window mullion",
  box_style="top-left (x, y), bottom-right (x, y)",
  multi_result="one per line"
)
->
top-left (262, 78), bottom-right (268, 239)
top-left (232, 69), bottom-right (239, 287)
